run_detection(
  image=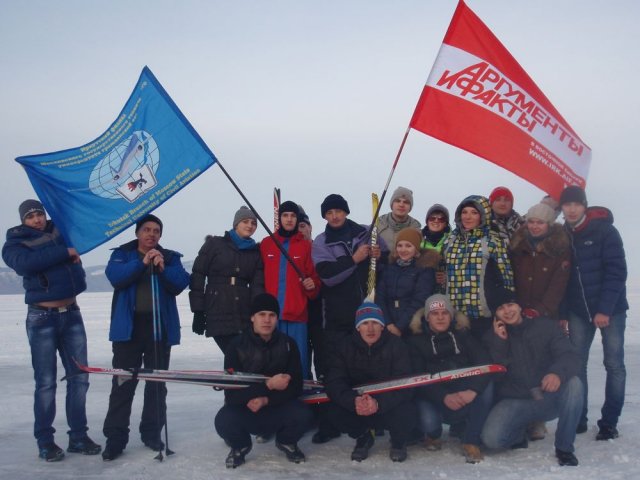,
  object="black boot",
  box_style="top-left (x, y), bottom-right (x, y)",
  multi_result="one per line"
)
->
top-left (39, 443), bottom-right (65, 462)
top-left (351, 431), bottom-right (375, 462)
top-left (276, 442), bottom-right (306, 463)
top-left (68, 436), bottom-right (102, 455)
top-left (102, 443), bottom-right (124, 461)
top-left (225, 445), bottom-right (252, 469)
top-left (555, 449), bottom-right (578, 466)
